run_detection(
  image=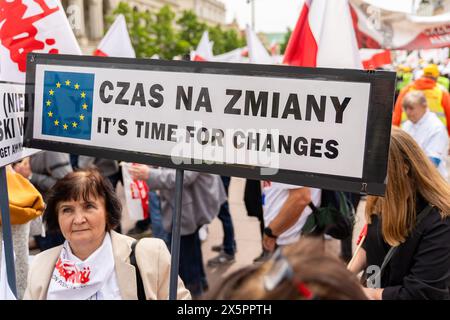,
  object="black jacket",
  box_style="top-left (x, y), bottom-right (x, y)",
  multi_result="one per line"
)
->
top-left (363, 196), bottom-right (450, 300)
